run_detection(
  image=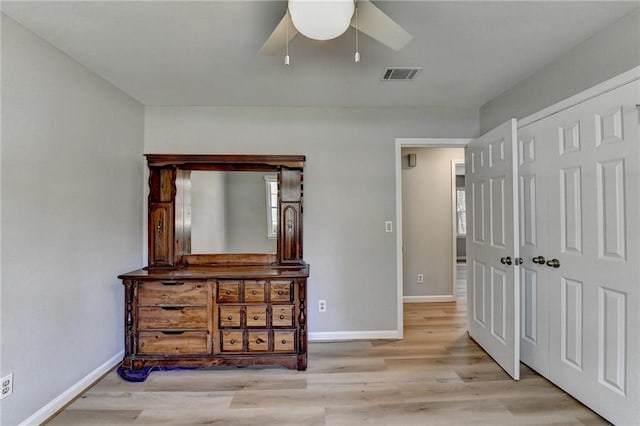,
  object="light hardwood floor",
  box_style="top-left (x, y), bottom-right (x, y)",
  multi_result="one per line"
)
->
top-left (47, 273), bottom-right (608, 425)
